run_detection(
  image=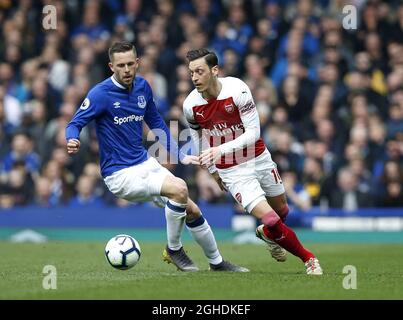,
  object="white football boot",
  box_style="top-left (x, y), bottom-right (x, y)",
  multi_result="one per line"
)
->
top-left (255, 224), bottom-right (287, 262)
top-left (304, 257), bottom-right (323, 275)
